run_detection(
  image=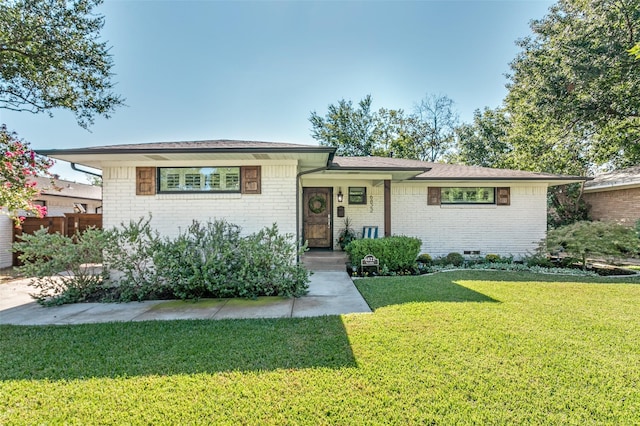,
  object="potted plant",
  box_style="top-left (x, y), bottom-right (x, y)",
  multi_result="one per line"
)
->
top-left (337, 217), bottom-right (357, 251)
